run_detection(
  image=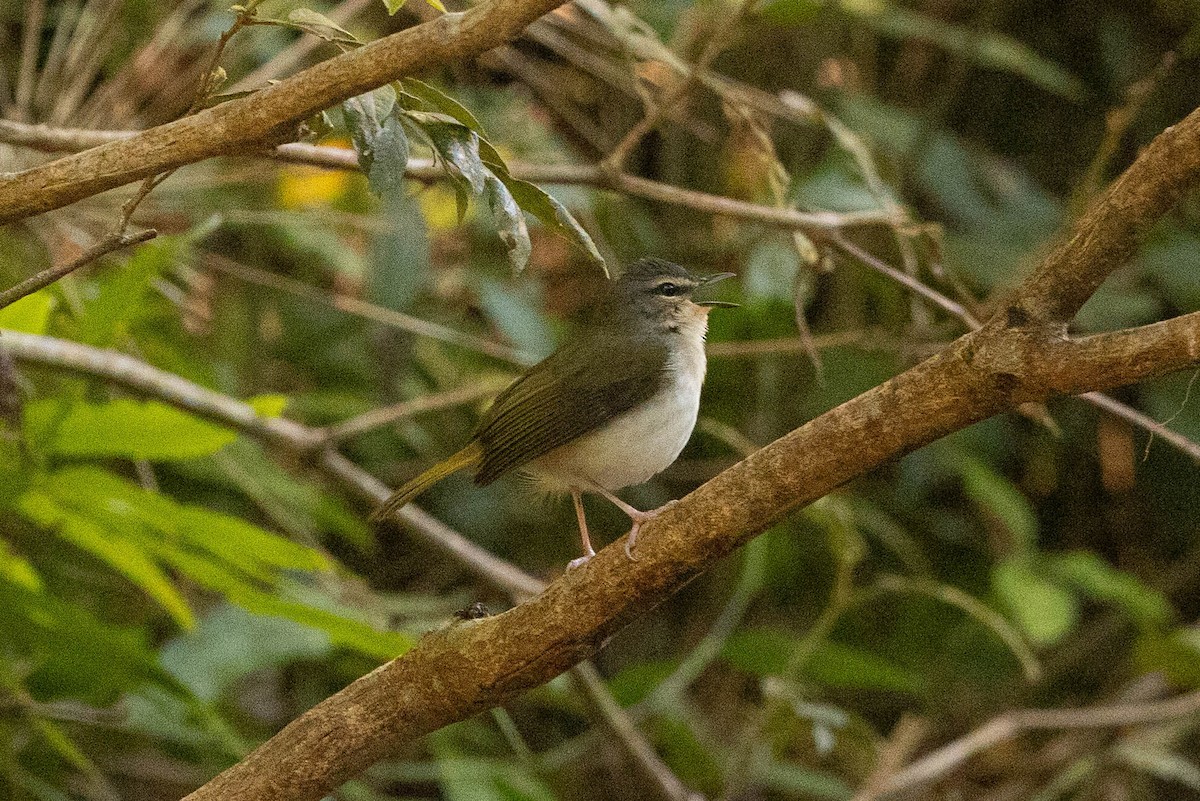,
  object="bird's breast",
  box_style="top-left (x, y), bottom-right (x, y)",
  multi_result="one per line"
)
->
top-left (531, 337), bottom-right (707, 492)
